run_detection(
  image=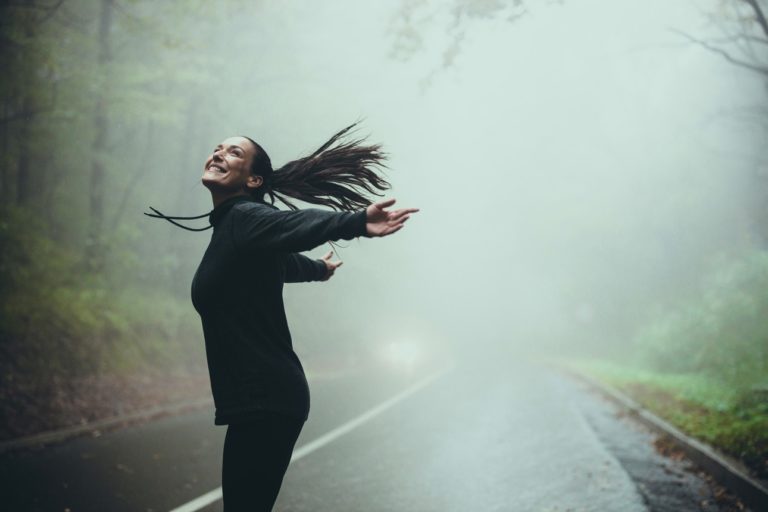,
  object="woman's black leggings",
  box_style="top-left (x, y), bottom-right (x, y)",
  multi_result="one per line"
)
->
top-left (222, 415), bottom-right (305, 511)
